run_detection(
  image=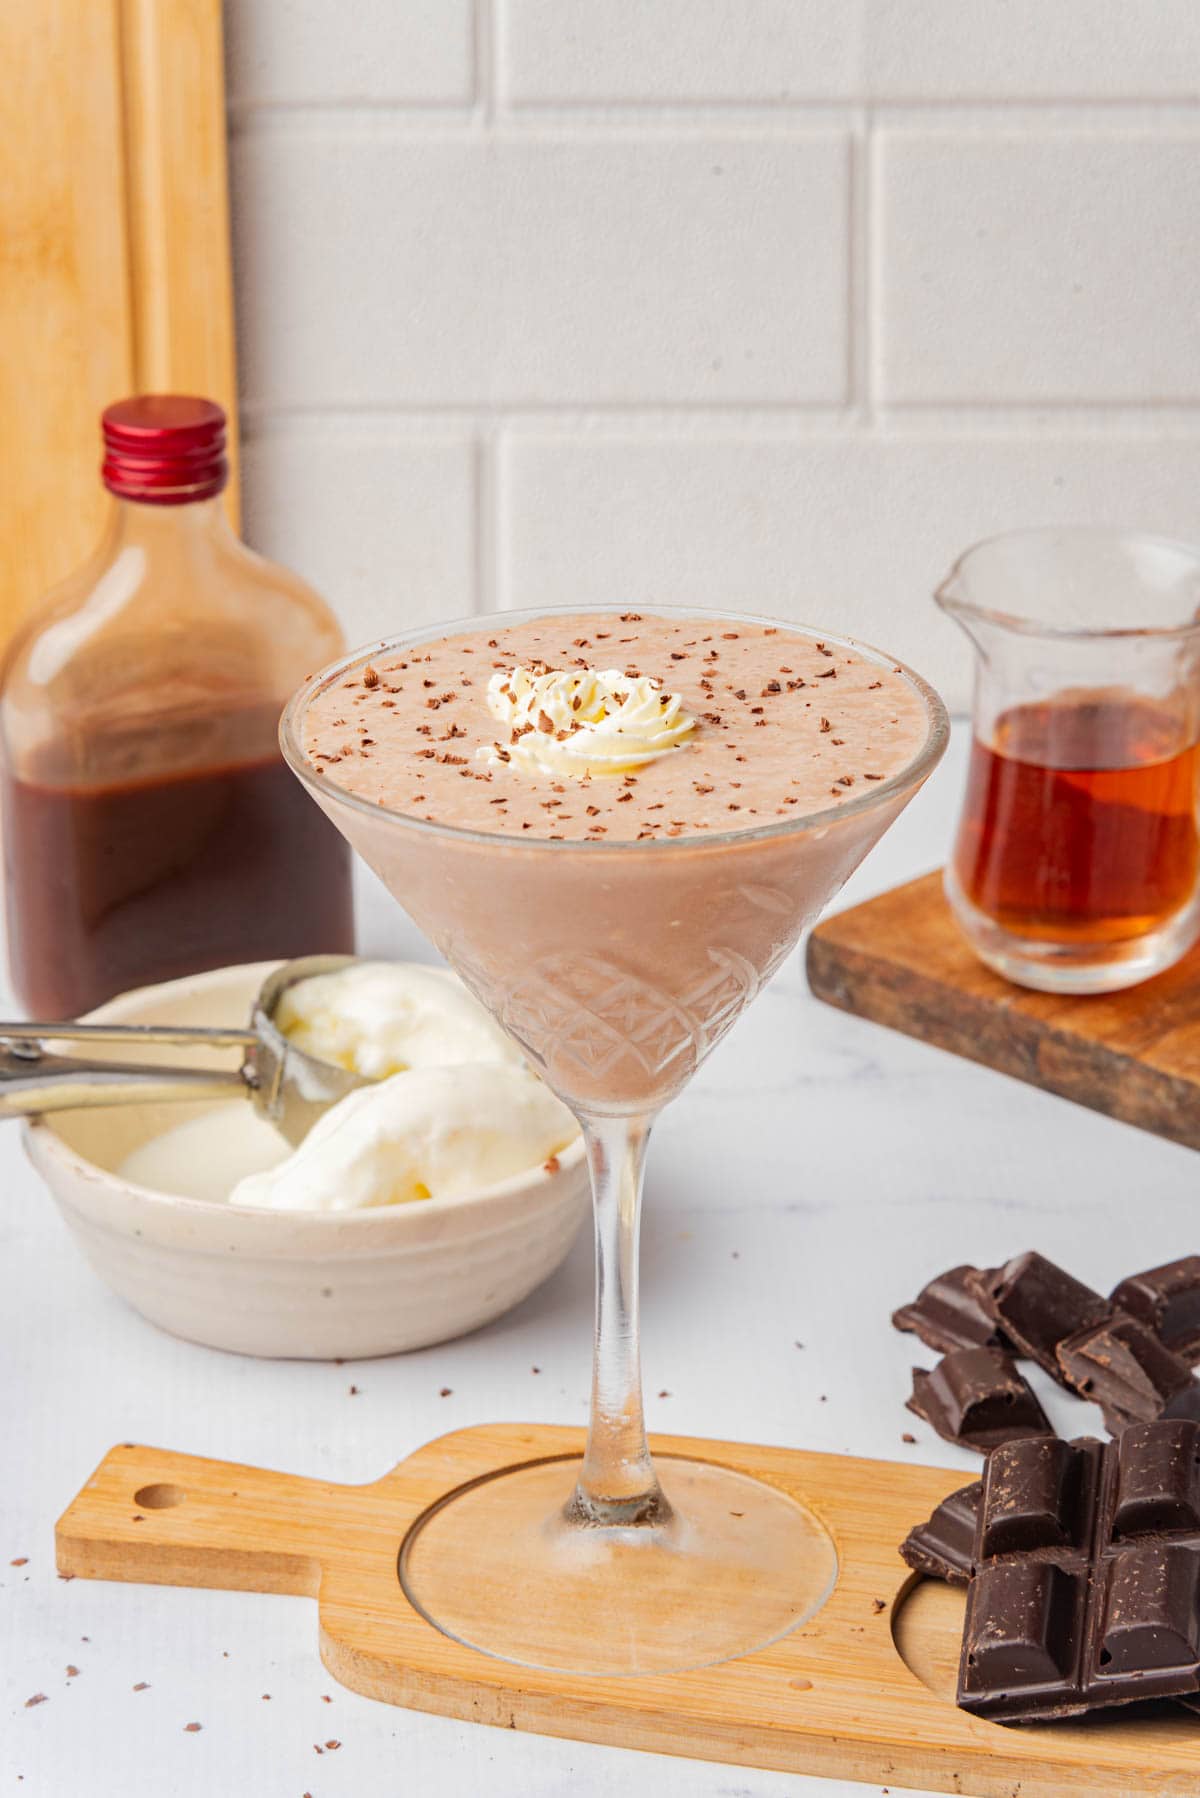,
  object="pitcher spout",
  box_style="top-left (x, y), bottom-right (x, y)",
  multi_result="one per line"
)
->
top-left (933, 556), bottom-right (996, 659)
